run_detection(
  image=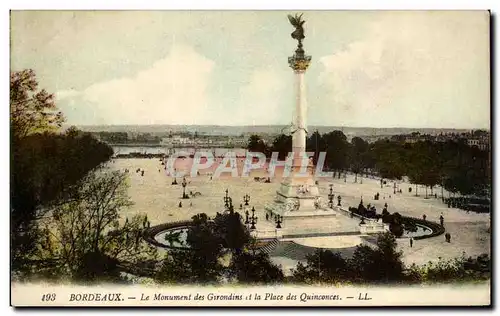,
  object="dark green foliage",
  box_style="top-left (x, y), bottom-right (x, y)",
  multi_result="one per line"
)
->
top-left (291, 250), bottom-right (351, 284)
top-left (350, 233), bottom-right (404, 283)
top-left (11, 131), bottom-right (114, 274)
top-left (408, 253), bottom-right (490, 283)
top-left (213, 211), bottom-right (250, 254)
top-left (306, 130), bottom-right (327, 165)
top-left (292, 233), bottom-right (405, 284)
top-left (271, 134), bottom-right (292, 160)
top-left (229, 252), bottom-right (284, 284)
top-left (184, 214), bottom-right (225, 283)
top-left (247, 135), bottom-right (270, 156)
top-left (74, 251), bottom-right (122, 283)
